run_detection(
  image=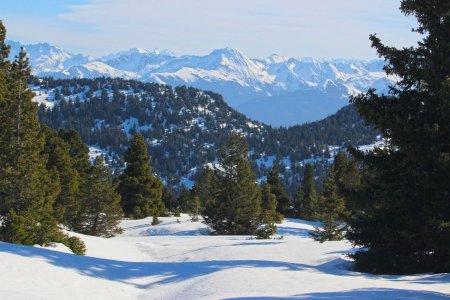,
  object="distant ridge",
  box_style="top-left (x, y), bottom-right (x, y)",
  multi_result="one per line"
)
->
top-left (10, 40), bottom-right (394, 126)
